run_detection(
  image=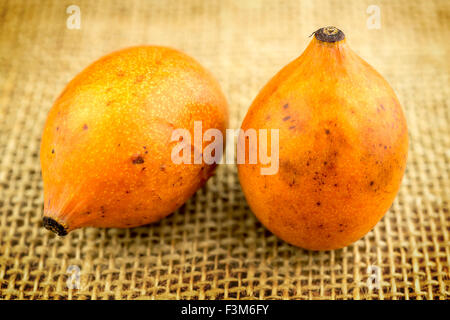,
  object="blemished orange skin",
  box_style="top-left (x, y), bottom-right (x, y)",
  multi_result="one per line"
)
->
top-left (238, 31), bottom-right (408, 250)
top-left (41, 46), bottom-right (228, 235)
